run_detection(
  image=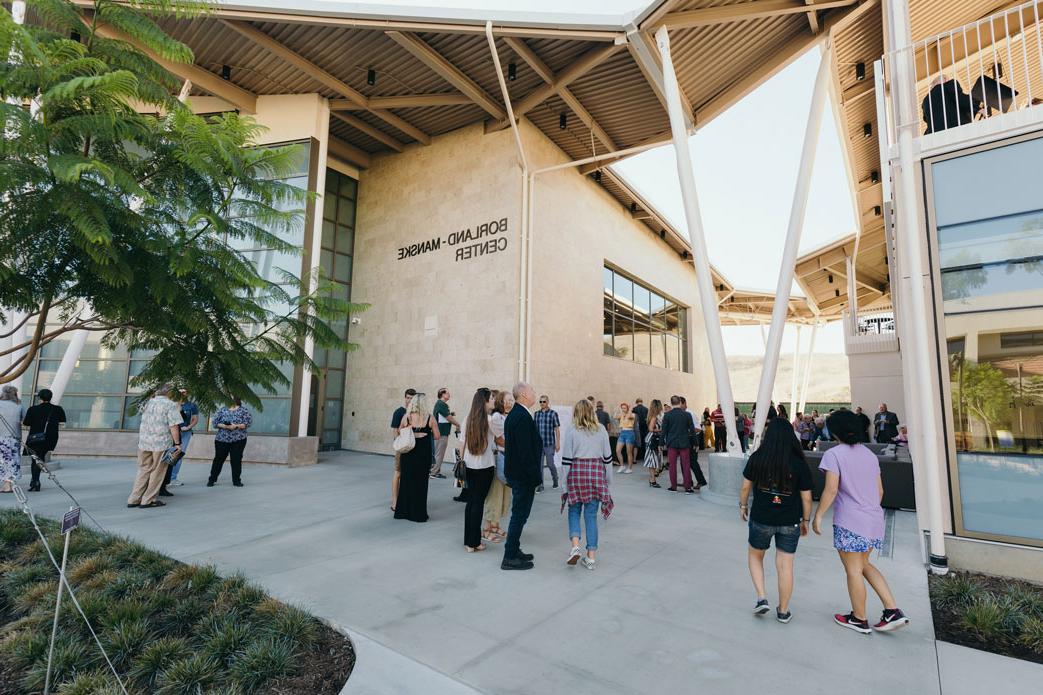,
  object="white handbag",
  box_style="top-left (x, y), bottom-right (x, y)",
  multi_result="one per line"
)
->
top-left (393, 426), bottom-right (415, 454)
